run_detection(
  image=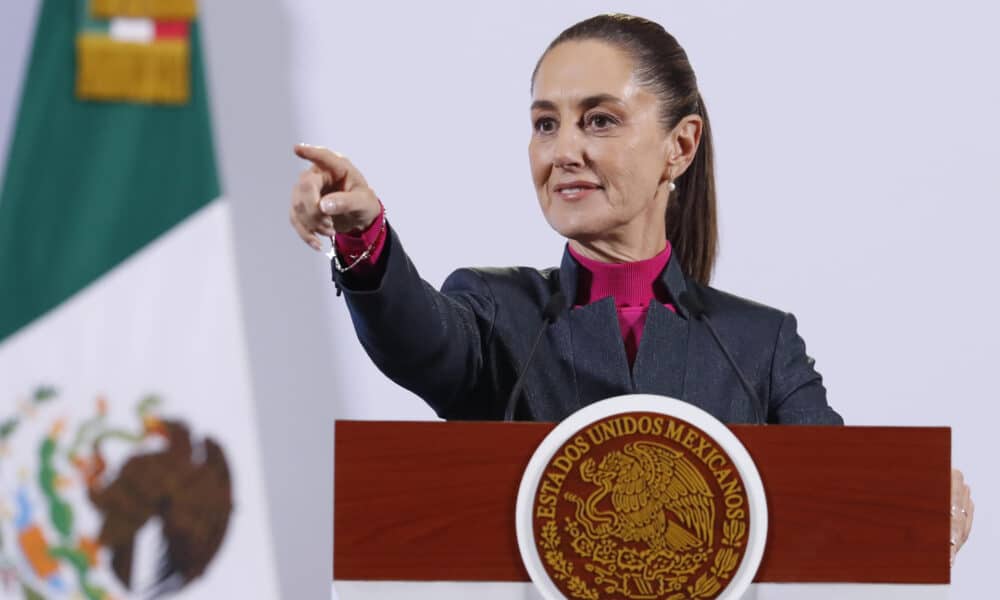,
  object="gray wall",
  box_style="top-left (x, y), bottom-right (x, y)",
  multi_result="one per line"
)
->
top-left (0, 2), bottom-right (38, 173)
top-left (198, 3), bottom-right (338, 599)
